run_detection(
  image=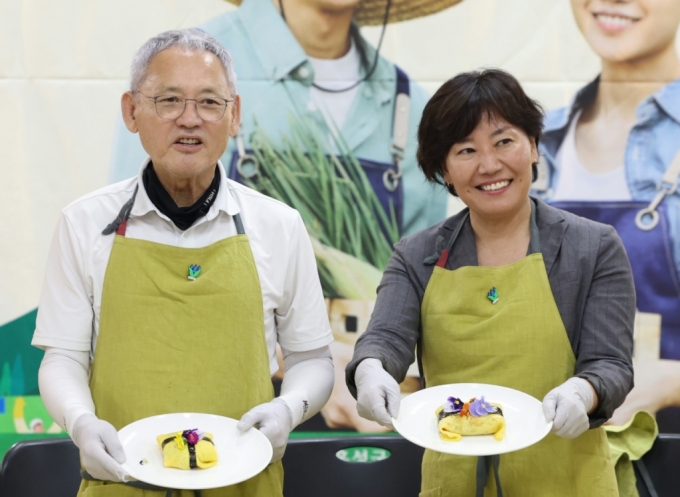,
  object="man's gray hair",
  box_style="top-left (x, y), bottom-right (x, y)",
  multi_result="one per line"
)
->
top-left (130, 28), bottom-right (237, 95)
